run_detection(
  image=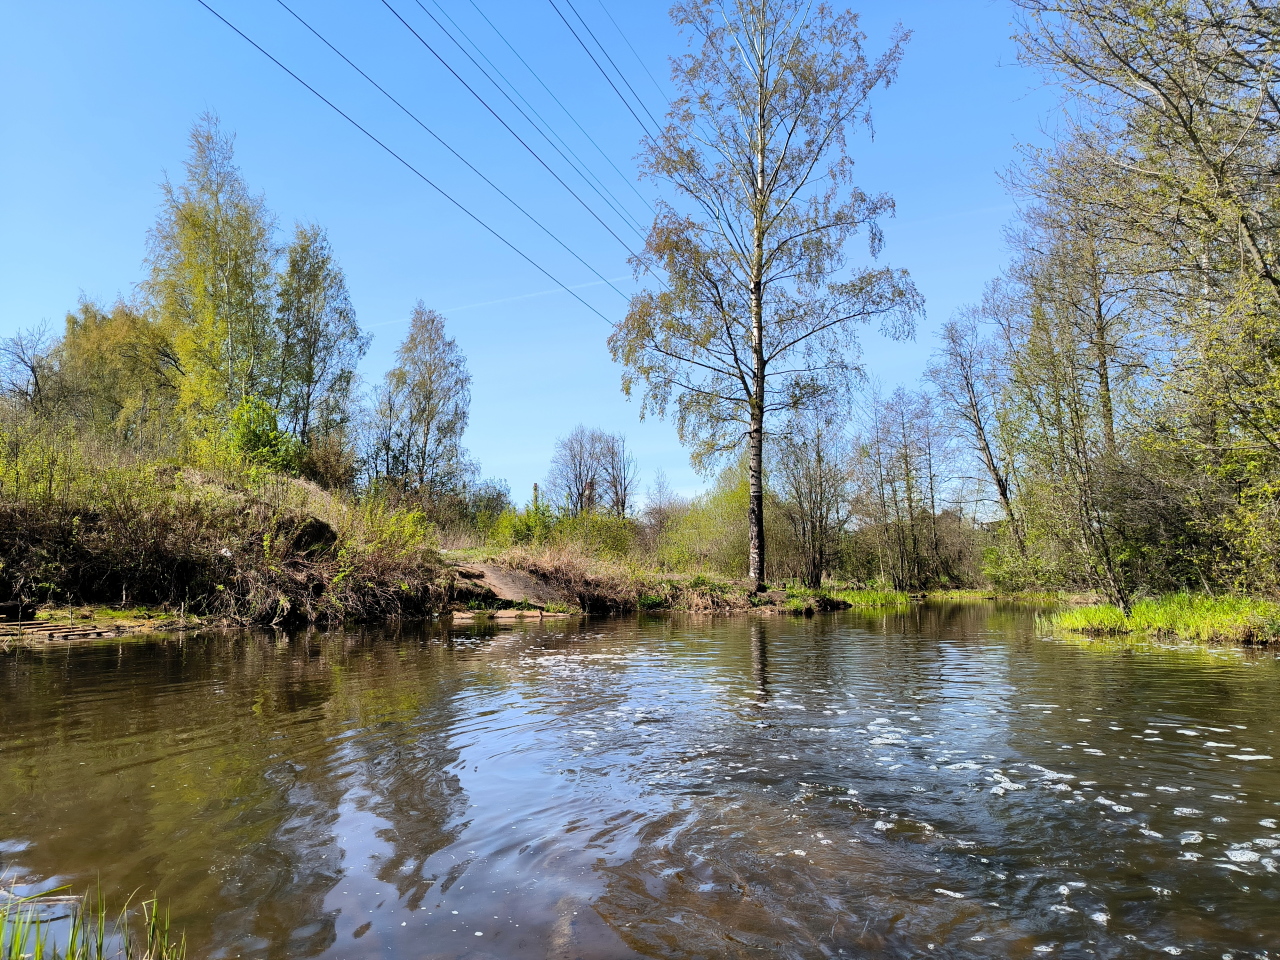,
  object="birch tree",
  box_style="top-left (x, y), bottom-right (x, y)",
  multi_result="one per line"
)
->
top-left (147, 113), bottom-right (278, 426)
top-left (610, 0), bottom-right (921, 590)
